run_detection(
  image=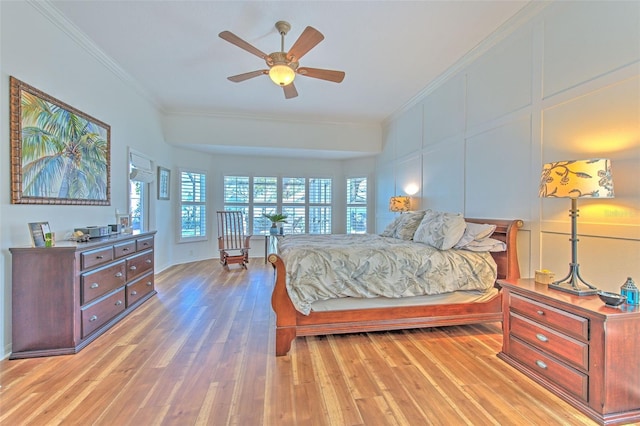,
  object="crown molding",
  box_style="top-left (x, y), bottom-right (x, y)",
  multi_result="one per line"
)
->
top-left (28, 0), bottom-right (163, 111)
top-left (383, 1), bottom-right (551, 126)
top-left (163, 108), bottom-right (381, 128)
